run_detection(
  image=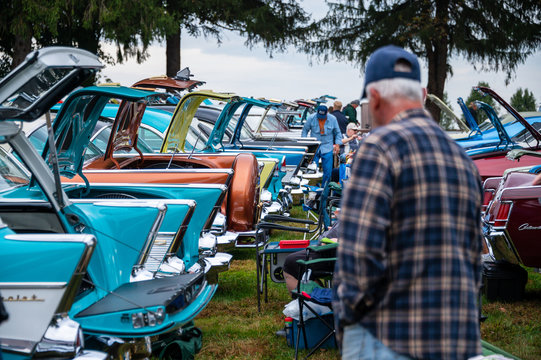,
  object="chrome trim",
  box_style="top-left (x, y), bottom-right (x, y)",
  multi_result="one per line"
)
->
top-left (0, 338), bottom-right (34, 354)
top-left (4, 233), bottom-right (95, 246)
top-left (163, 200), bottom-right (196, 259)
top-left (73, 350), bottom-right (109, 359)
top-left (490, 200), bottom-right (514, 228)
top-left (203, 186), bottom-right (228, 231)
top-left (71, 199), bottom-right (197, 207)
top-left (0, 282), bottom-right (66, 289)
top-left (112, 152), bottom-right (250, 158)
top-left (483, 229), bottom-right (522, 264)
top-left (224, 149), bottom-right (307, 155)
top-left (83, 168), bottom-right (234, 174)
top-left (34, 316), bottom-right (82, 358)
top-left (65, 182), bottom-right (229, 189)
top-left (242, 145), bottom-right (308, 151)
top-left (136, 203), bottom-right (167, 267)
top-left (0, 198), bottom-right (50, 203)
